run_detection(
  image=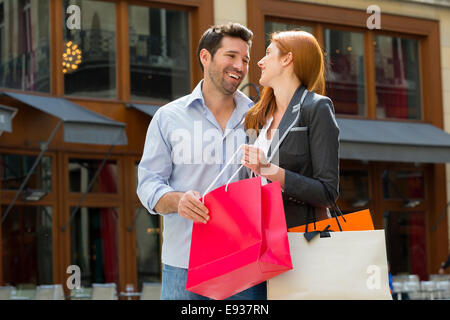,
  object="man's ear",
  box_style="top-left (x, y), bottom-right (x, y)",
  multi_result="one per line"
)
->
top-left (199, 48), bottom-right (211, 70)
